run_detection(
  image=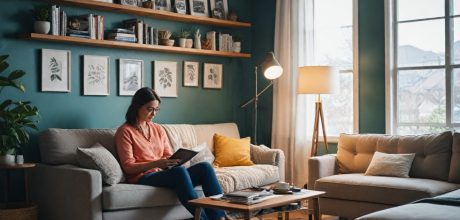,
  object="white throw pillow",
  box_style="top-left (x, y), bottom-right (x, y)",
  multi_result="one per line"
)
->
top-left (190, 142), bottom-right (215, 166)
top-left (77, 143), bottom-right (125, 185)
top-left (364, 151), bottom-right (416, 178)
